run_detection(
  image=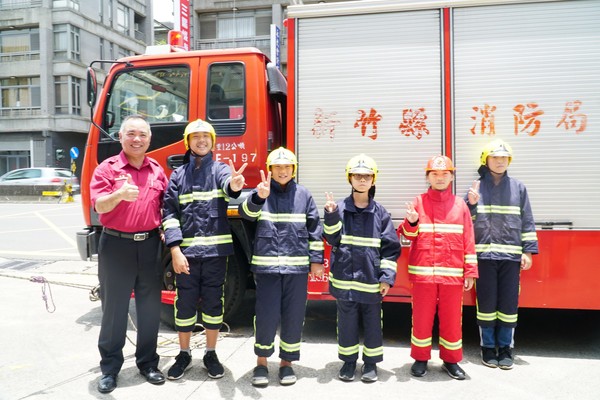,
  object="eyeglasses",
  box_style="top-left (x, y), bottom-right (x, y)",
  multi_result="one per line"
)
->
top-left (351, 174), bottom-right (373, 181)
